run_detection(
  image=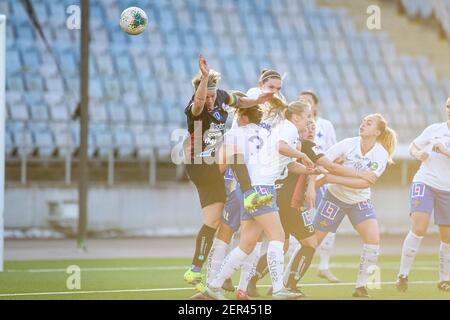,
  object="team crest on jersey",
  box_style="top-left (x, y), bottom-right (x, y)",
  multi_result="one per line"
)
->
top-left (358, 199), bottom-right (372, 211)
top-left (368, 161), bottom-right (379, 171)
top-left (212, 111), bottom-right (222, 121)
top-left (320, 201), bottom-right (339, 220)
top-left (411, 183), bottom-right (425, 198)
